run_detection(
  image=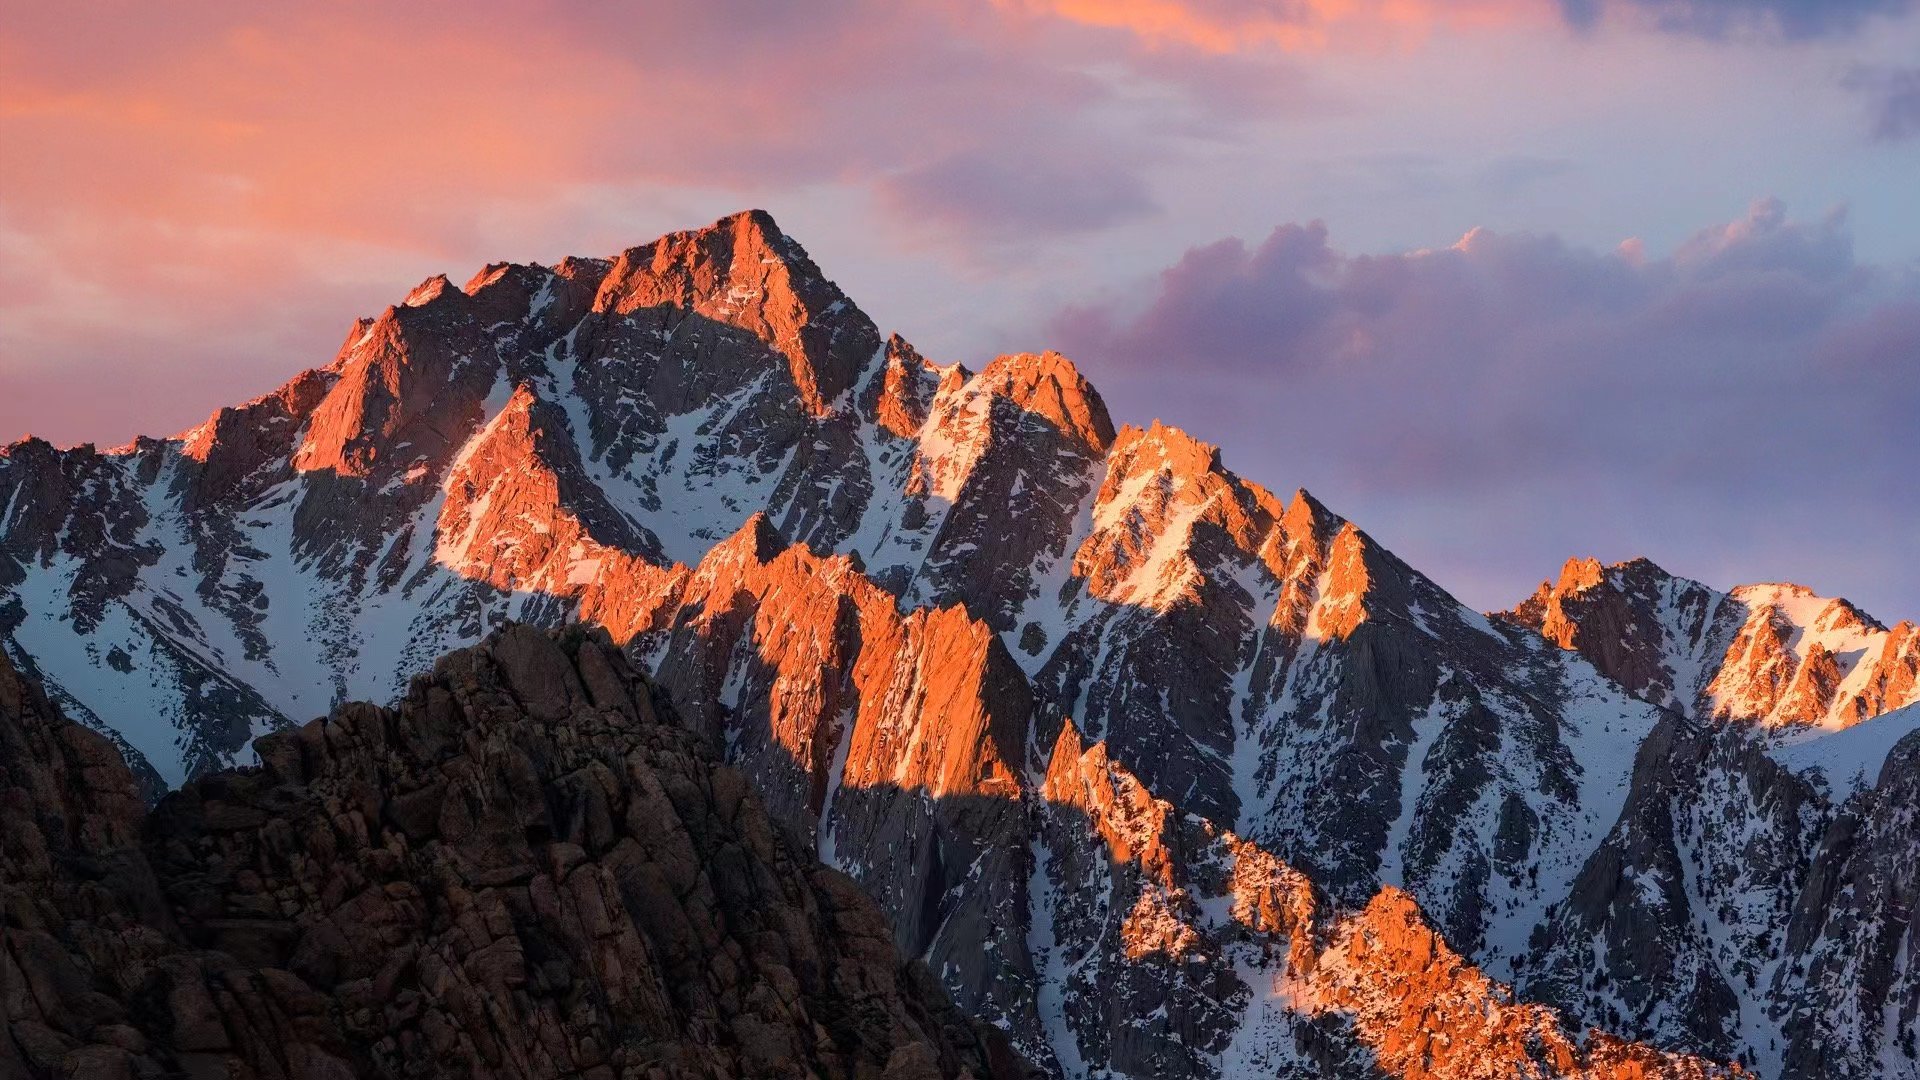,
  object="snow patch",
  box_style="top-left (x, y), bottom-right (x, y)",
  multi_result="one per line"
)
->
top-left (1768, 701), bottom-right (1920, 799)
